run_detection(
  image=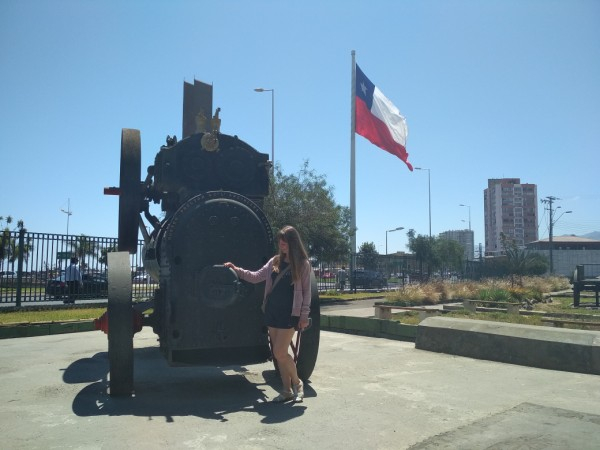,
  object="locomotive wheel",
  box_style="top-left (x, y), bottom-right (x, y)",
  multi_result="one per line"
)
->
top-left (296, 272), bottom-right (320, 381)
top-left (118, 128), bottom-right (141, 254)
top-left (107, 252), bottom-right (134, 396)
